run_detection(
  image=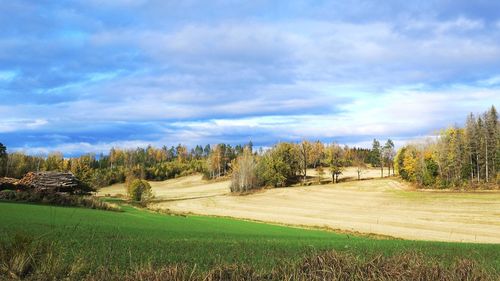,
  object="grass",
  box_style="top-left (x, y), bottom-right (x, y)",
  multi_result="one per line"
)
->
top-left (1, 201), bottom-right (500, 278)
